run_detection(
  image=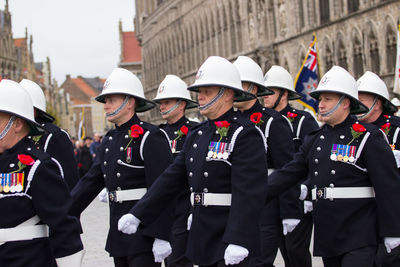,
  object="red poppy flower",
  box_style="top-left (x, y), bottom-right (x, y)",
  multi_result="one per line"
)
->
top-left (250, 112), bottom-right (262, 124)
top-left (352, 123), bottom-right (366, 133)
top-left (381, 122), bottom-right (391, 131)
top-left (17, 154), bottom-right (35, 166)
top-left (180, 125), bottom-right (189, 135)
top-left (214, 121), bottom-right (223, 128)
top-left (384, 115), bottom-right (389, 118)
top-left (130, 125), bottom-right (144, 138)
top-left (221, 121), bottom-right (230, 128)
top-left (287, 112), bottom-right (298, 118)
